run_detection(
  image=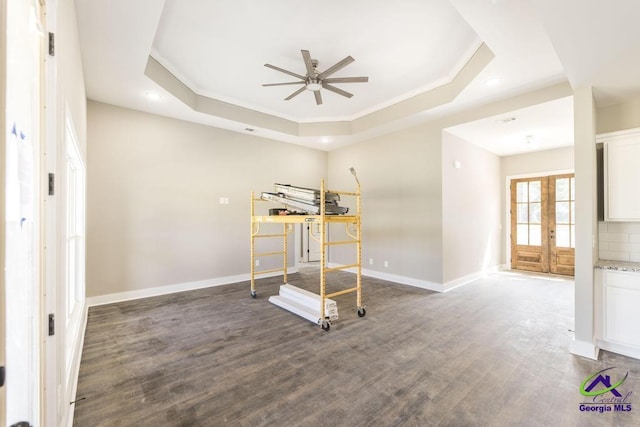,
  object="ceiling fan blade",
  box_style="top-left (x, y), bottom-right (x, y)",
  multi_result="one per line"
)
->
top-left (262, 81), bottom-right (305, 87)
top-left (322, 83), bottom-right (353, 98)
top-left (314, 90), bottom-right (323, 105)
top-left (323, 76), bottom-right (369, 84)
top-left (285, 86), bottom-right (307, 101)
top-left (317, 56), bottom-right (354, 79)
top-left (264, 63), bottom-right (306, 80)
top-left (301, 50), bottom-right (315, 77)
